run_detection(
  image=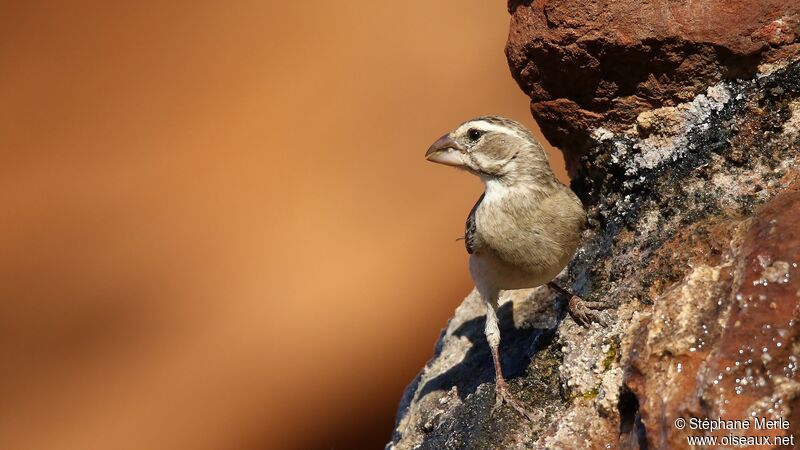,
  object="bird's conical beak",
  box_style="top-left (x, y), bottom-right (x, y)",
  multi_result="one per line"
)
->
top-left (425, 134), bottom-right (466, 167)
